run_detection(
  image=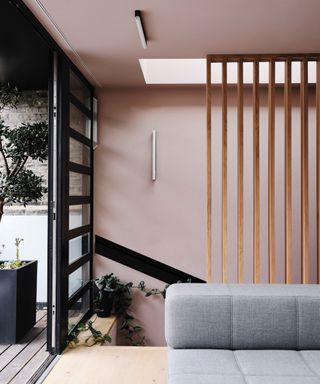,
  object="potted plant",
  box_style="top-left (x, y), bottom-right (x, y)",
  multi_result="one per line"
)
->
top-left (94, 273), bottom-right (129, 317)
top-left (69, 274), bottom-right (149, 346)
top-left (0, 239), bottom-right (38, 344)
top-left (71, 274), bottom-right (189, 347)
top-left (93, 273), bottom-right (167, 346)
top-left (0, 83), bottom-right (48, 344)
